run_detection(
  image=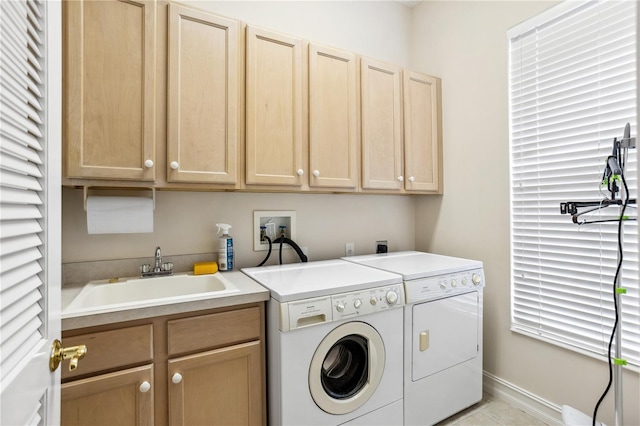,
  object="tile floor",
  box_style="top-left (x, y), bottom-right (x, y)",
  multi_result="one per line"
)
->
top-left (435, 393), bottom-right (548, 426)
